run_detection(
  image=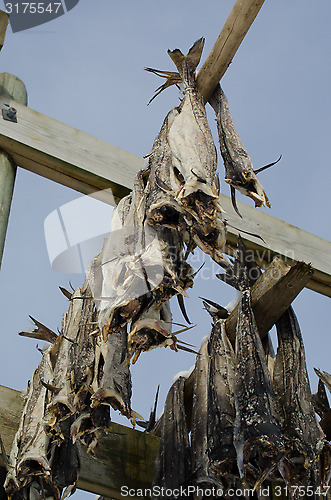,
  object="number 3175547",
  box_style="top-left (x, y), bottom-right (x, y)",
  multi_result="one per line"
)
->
top-left (5, 3), bottom-right (62, 14)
